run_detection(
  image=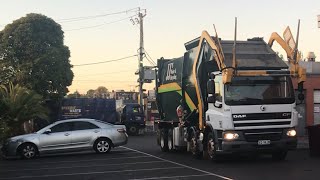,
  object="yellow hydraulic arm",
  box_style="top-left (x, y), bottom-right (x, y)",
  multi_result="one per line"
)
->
top-left (192, 30), bottom-right (235, 130)
top-left (268, 21), bottom-right (306, 84)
